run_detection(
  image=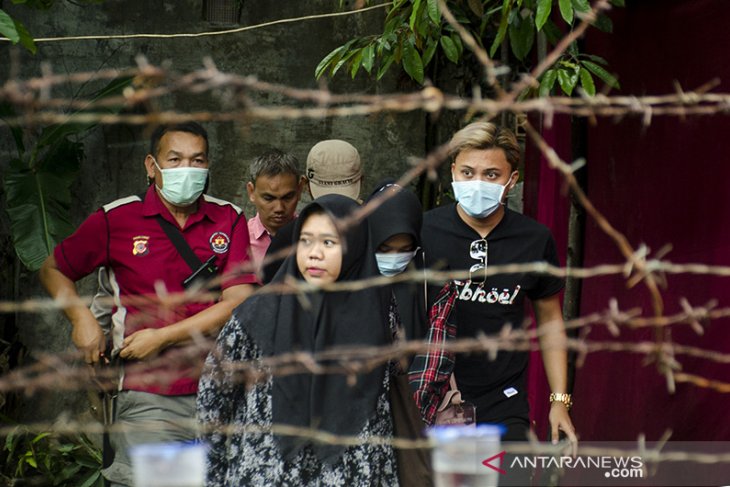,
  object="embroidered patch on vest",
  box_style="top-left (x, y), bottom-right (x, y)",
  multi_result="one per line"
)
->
top-left (210, 231), bottom-right (230, 254)
top-left (132, 236), bottom-right (150, 256)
